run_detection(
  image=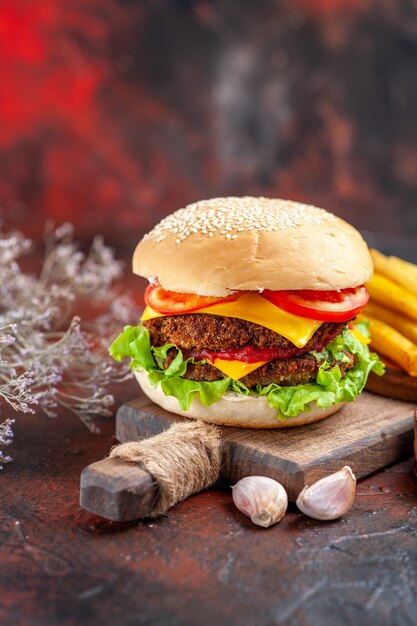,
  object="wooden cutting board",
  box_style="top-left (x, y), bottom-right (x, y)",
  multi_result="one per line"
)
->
top-left (80, 390), bottom-right (415, 521)
top-left (366, 366), bottom-right (417, 402)
top-left (115, 391), bottom-right (415, 500)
